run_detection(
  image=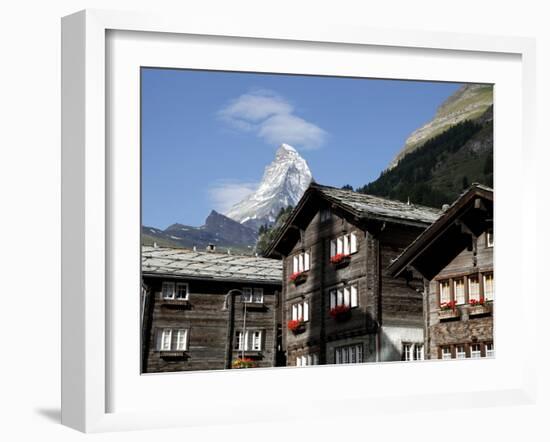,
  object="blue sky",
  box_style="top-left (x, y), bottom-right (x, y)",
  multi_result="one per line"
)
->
top-left (141, 68), bottom-right (462, 228)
